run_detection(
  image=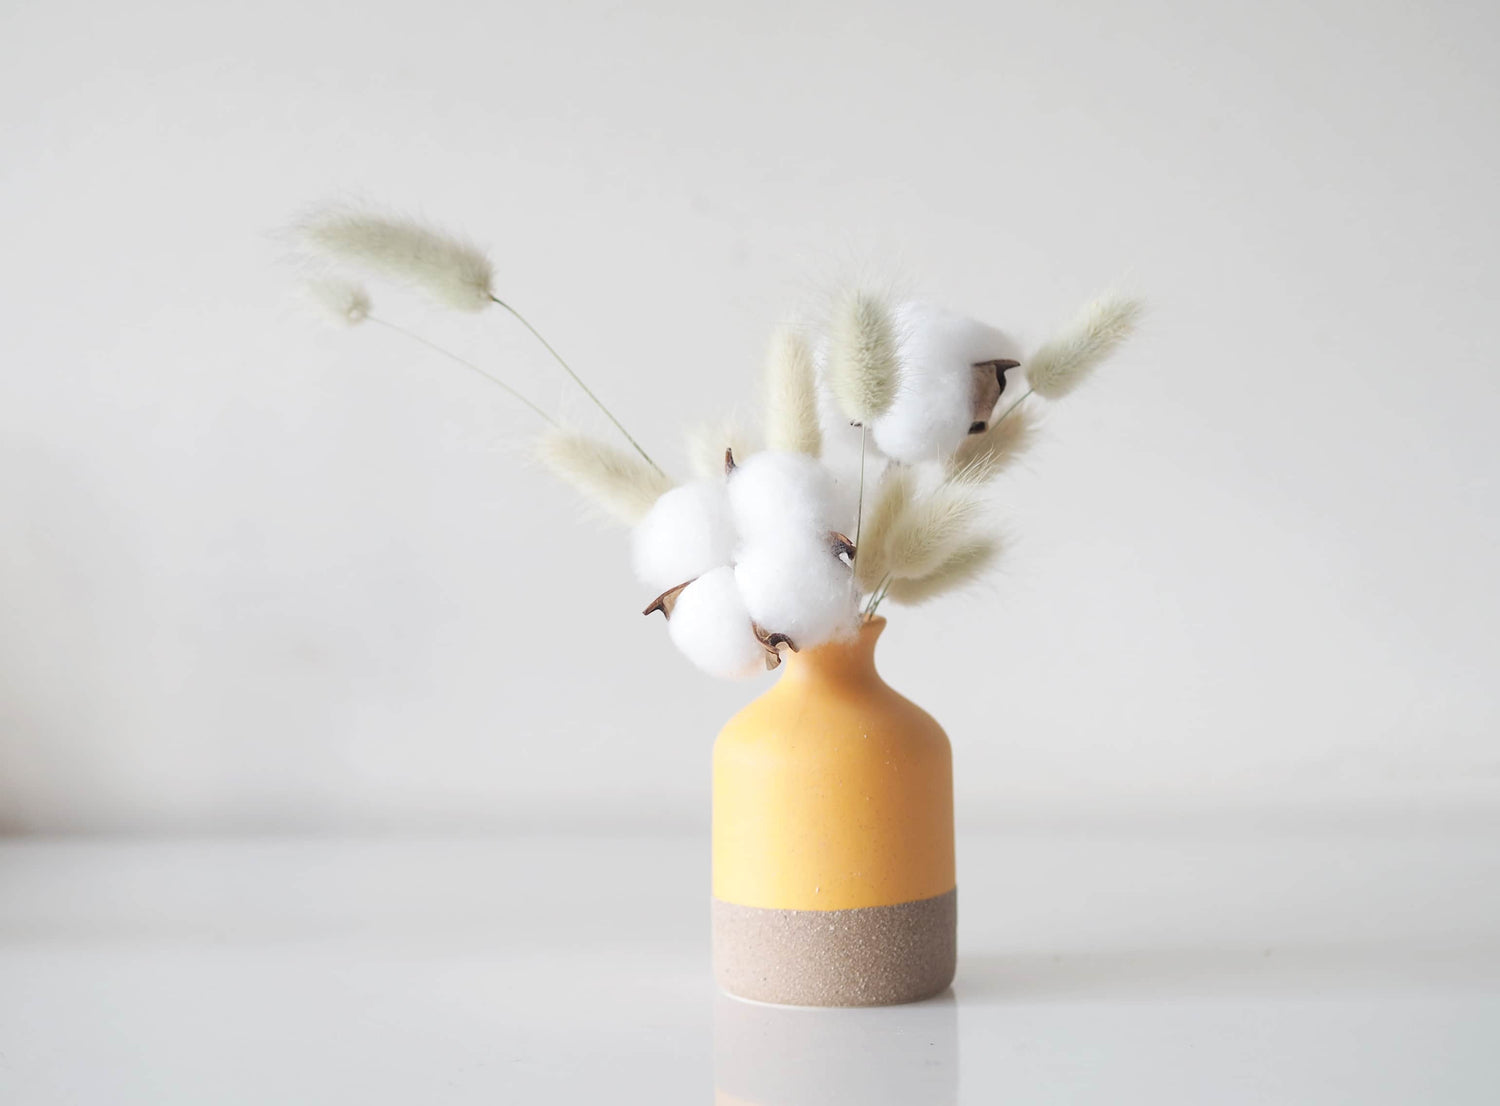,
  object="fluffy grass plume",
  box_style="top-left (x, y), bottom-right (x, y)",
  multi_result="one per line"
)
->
top-left (305, 278), bottom-right (371, 326)
top-left (854, 466), bottom-right (916, 591)
top-left (827, 290), bottom-right (900, 424)
top-left (685, 419), bottom-right (757, 481)
top-left (763, 325), bottom-right (822, 456)
top-left (1026, 292), bottom-right (1144, 400)
top-left (298, 207), bottom-right (494, 312)
top-left (886, 534), bottom-right (1003, 605)
top-left (946, 405), bottom-right (1038, 484)
top-left (880, 480), bottom-right (988, 583)
top-left (538, 428), bottom-right (674, 525)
